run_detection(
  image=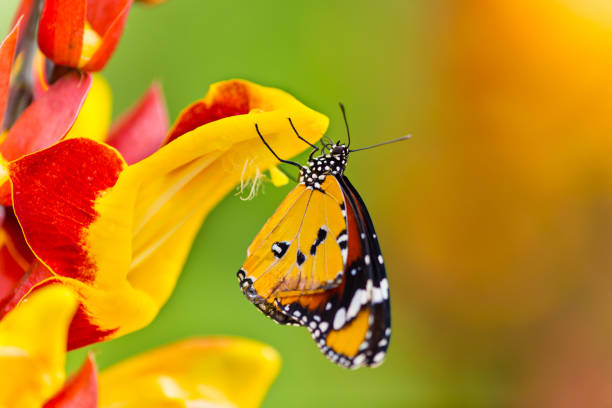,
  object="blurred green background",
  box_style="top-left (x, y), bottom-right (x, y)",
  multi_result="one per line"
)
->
top-left (4, 0), bottom-right (612, 406)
